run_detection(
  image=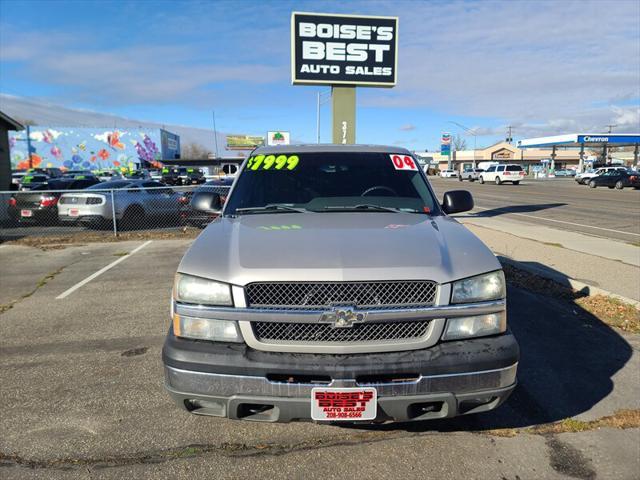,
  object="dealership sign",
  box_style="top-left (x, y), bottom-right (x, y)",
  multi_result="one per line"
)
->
top-left (267, 131), bottom-right (291, 146)
top-left (291, 12), bottom-right (398, 87)
top-left (226, 135), bottom-right (265, 150)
